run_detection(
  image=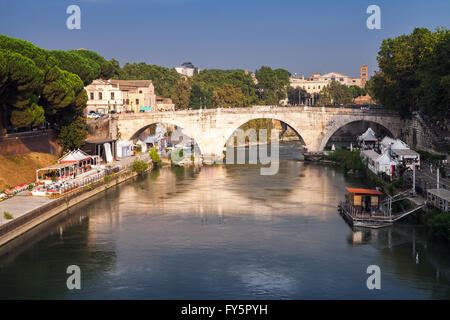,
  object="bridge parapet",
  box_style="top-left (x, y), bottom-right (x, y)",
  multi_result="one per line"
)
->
top-left (111, 106), bottom-right (404, 158)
